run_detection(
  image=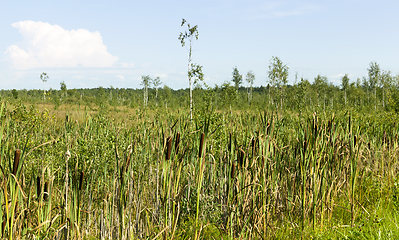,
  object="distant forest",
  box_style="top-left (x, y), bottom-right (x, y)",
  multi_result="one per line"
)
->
top-left (3, 61), bottom-right (399, 113)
